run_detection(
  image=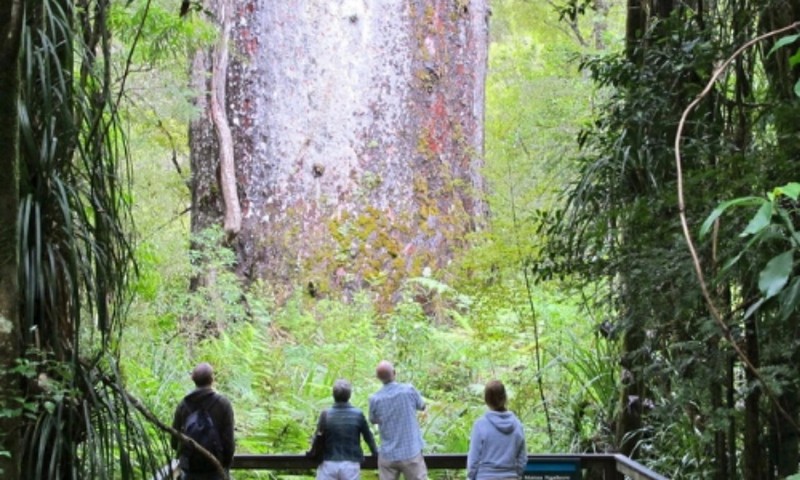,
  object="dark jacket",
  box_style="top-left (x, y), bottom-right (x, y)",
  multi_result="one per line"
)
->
top-left (316, 401), bottom-right (378, 462)
top-left (172, 387), bottom-right (235, 470)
